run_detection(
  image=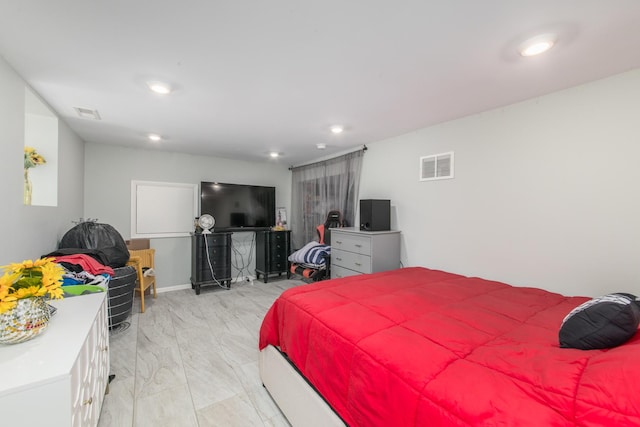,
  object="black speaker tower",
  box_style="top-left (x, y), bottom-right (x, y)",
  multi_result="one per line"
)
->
top-left (360, 199), bottom-right (390, 231)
